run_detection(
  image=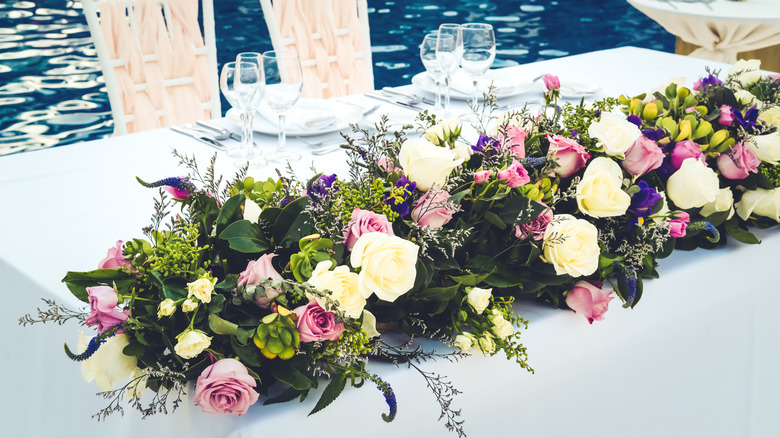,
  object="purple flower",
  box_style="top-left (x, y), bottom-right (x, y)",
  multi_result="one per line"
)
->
top-left (693, 74), bottom-right (722, 92)
top-left (627, 114), bottom-right (642, 128)
top-left (309, 174), bottom-right (338, 198)
top-left (642, 128), bottom-right (665, 141)
top-left (571, 129), bottom-right (579, 137)
top-left (733, 106), bottom-right (760, 130)
top-left (383, 175), bottom-right (416, 216)
top-left (472, 134), bottom-right (499, 153)
top-left (628, 181), bottom-right (662, 219)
